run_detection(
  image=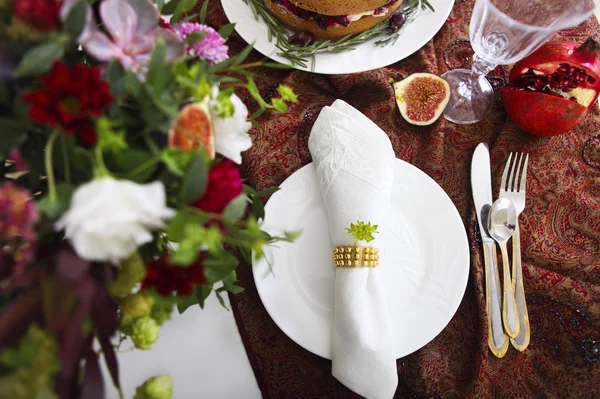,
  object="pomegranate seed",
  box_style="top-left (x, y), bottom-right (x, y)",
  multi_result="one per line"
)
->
top-left (534, 79), bottom-right (546, 90)
top-left (289, 31), bottom-right (316, 46)
top-left (569, 96), bottom-right (577, 101)
top-left (564, 87), bottom-right (573, 92)
top-left (569, 66), bottom-right (577, 74)
top-left (587, 75), bottom-right (596, 84)
top-left (390, 12), bottom-right (407, 33)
